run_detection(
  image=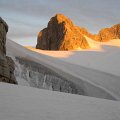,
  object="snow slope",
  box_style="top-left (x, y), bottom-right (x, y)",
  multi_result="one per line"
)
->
top-left (0, 83), bottom-right (120, 120)
top-left (6, 39), bottom-right (120, 100)
top-left (27, 38), bottom-right (120, 76)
